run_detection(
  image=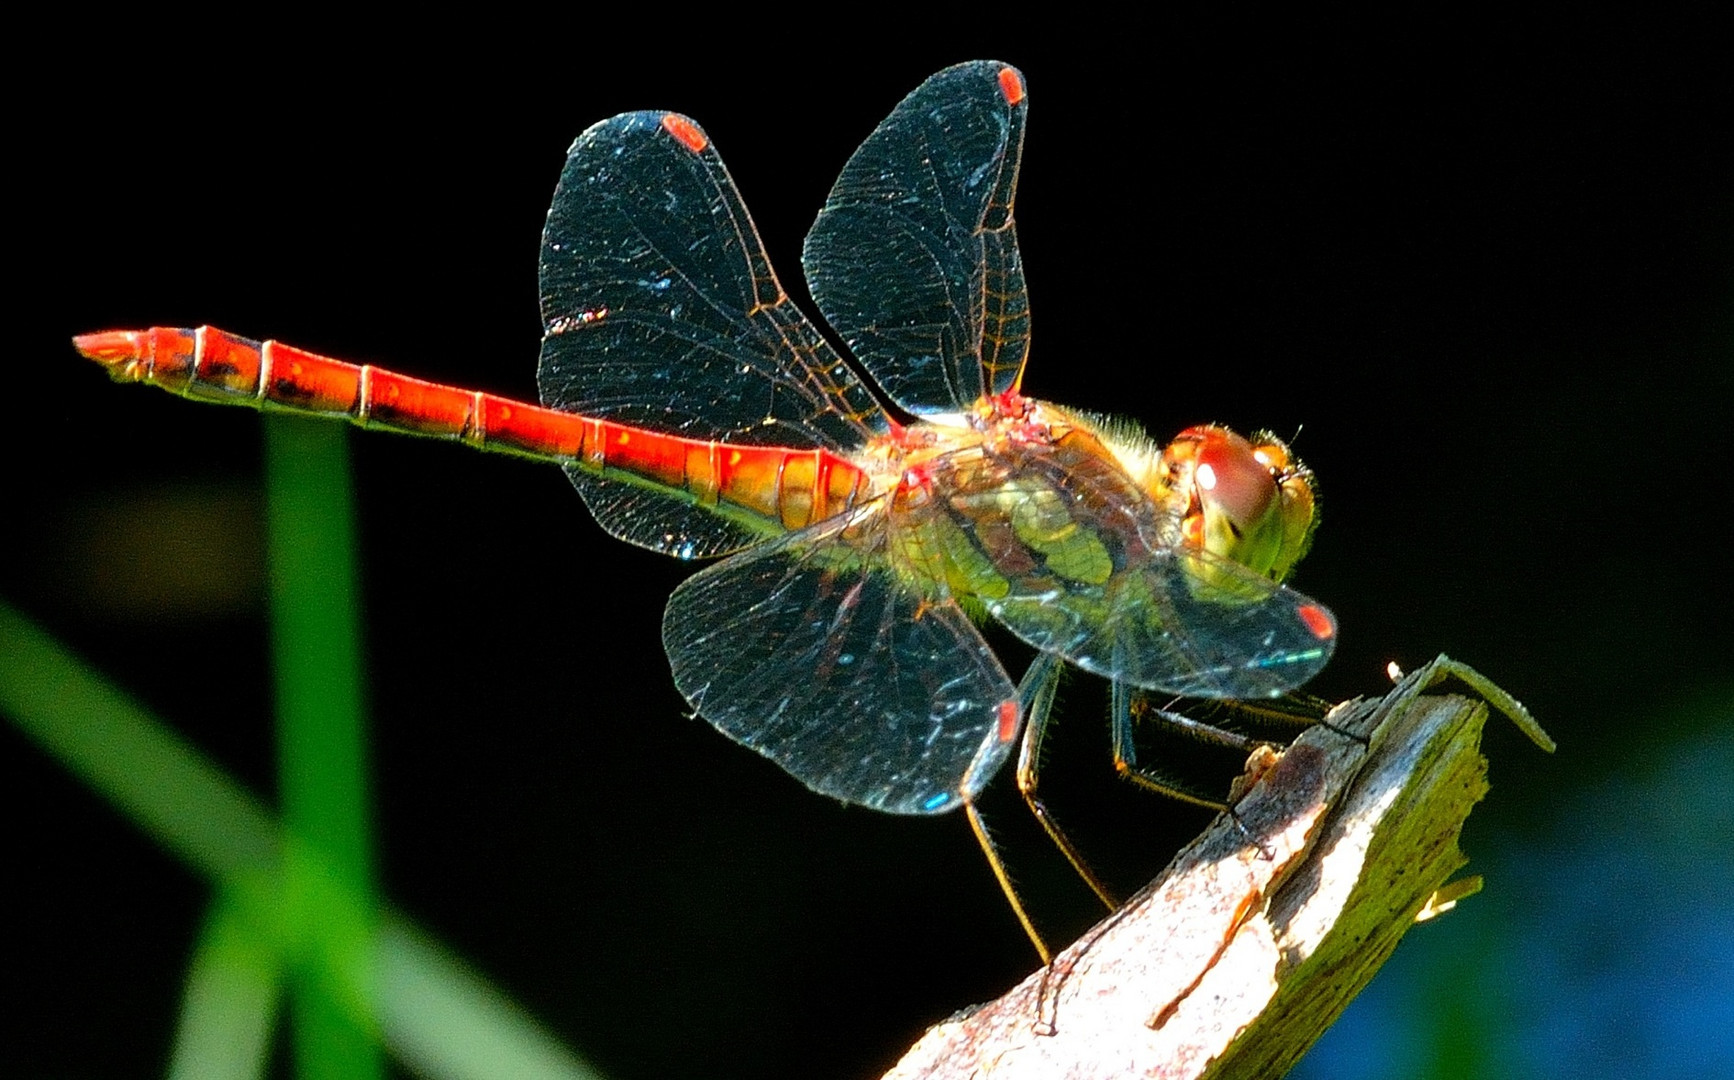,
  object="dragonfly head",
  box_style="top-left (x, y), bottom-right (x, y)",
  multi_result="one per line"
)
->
top-left (1158, 425), bottom-right (1318, 583)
